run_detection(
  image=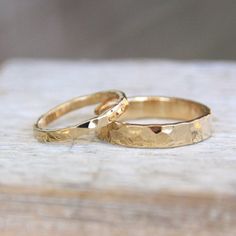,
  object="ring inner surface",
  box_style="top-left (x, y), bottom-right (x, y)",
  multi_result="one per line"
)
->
top-left (38, 92), bottom-right (120, 128)
top-left (118, 97), bottom-right (209, 123)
